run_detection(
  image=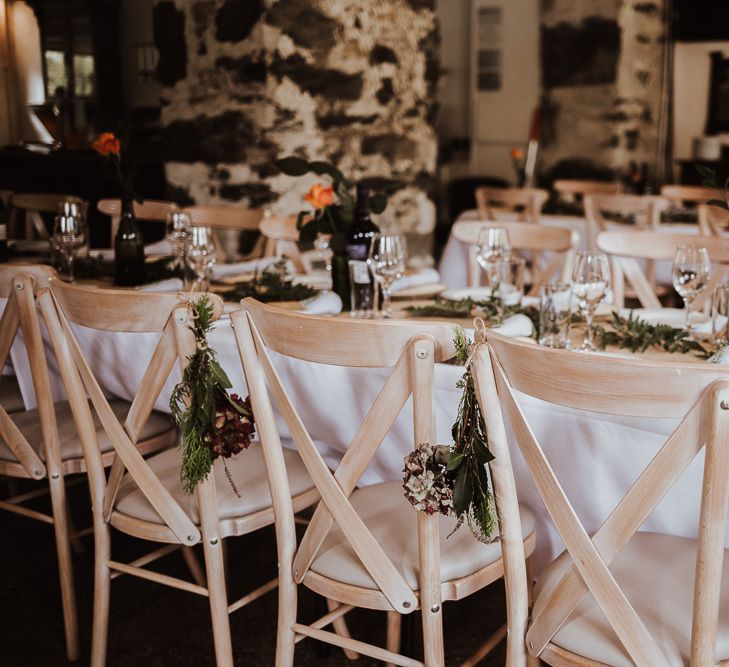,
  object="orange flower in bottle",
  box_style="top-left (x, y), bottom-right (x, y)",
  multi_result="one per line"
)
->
top-left (510, 147), bottom-right (524, 161)
top-left (304, 183), bottom-right (334, 209)
top-left (91, 132), bottom-right (121, 156)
